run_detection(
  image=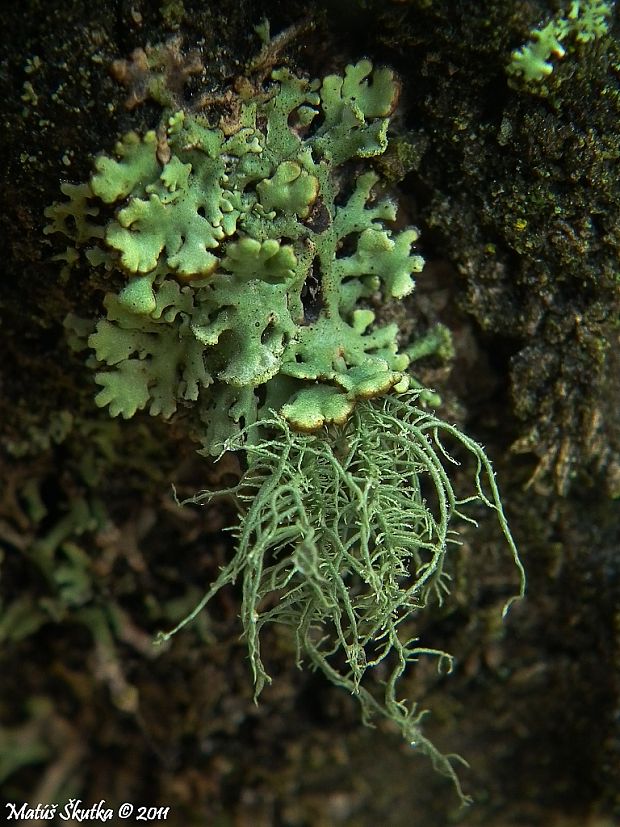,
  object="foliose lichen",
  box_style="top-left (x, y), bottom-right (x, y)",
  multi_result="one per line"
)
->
top-left (47, 59), bottom-right (427, 454)
top-left (507, 0), bottom-right (613, 87)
